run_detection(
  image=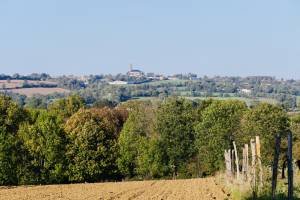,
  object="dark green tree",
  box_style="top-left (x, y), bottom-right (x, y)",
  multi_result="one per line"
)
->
top-left (117, 101), bottom-right (155, 178)
top-left (0, 95), bottom-right (26, 185)
top-left (155, 97), bottom-right (197, 177)
top-left (48, 95), bottom-right (85, 120)
top-left (195, 100), bottom-right (247, 176)
top-left (65, 107), bottom-right (127, 182)
top-left (241, 103), bottom-right (290, 166)
top-left (17, 110), bottom-right (67, 184)
top-left (290, 115), bottom-right (300, 161)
